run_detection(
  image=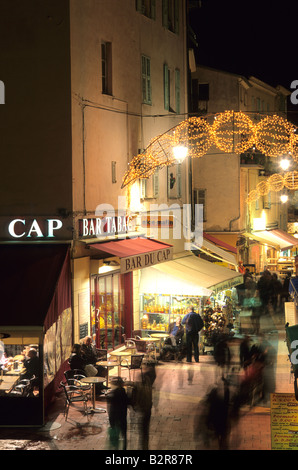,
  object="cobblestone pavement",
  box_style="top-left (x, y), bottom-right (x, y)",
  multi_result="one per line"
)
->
top-left (0, 310), bottom-right (293, 453)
